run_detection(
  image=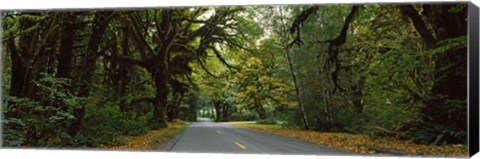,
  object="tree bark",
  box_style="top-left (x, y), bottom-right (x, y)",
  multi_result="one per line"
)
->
top-left (213, 100), bottom-right (222, 122)
top-left (278, 6), bottom-right (311, 130)
top-left (401, 4), bottom-right (467, 144)
top-left (422, 4), bottom-right (467, 144)
top-left (9, 15), bottom-right (38, 98)
top-left (285, 48), bottom-right (310, 130)
top-left (323, 90), bottom-right (332, 131)
top-left (167, 92), bottom-right (184, 122)
top-left (57, 12), bottom-right (77, 79)
top-left (399, 5), bottom-right (437, 49)
top-left (7, 32), bottom-right (27, 97)
top-left (351, 77), bottom-right (365, 115)
top-left (70, 11), bottom-right (113, 136)
top-left (118, 25), bottom-right (130, 112)
top-left (150, 67), bottom-right (169, 129)
top-left (222, 102), bottom-right (230, 121)
top-left (254, 98), bottom-right (267, 120)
